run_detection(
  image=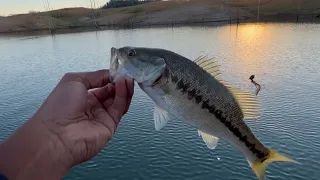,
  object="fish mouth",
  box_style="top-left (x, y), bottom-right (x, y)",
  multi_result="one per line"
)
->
top-left (109, 47), bottom-right (135, 82)
top-left (110, 47), bottom-right (122, 82)
top-left (109, 47), bottom-right (164, 86)
top-left (110, 47), bottom-right (119, 70)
